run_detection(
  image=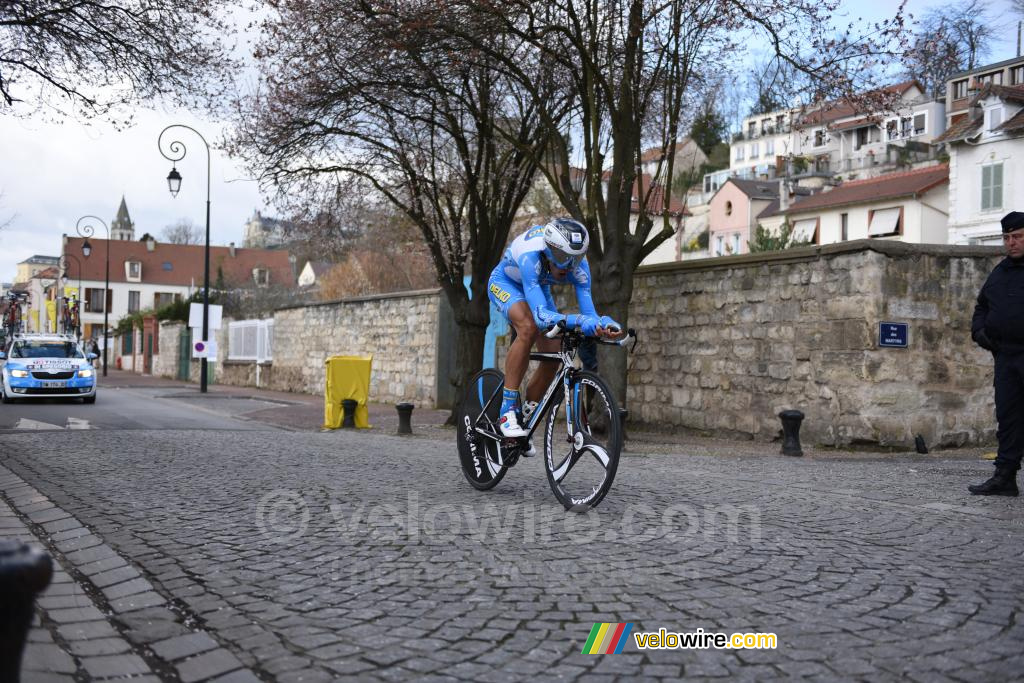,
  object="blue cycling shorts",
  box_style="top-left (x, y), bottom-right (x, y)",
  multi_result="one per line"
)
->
top-left (487, 270), bottom-right (525, 317)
